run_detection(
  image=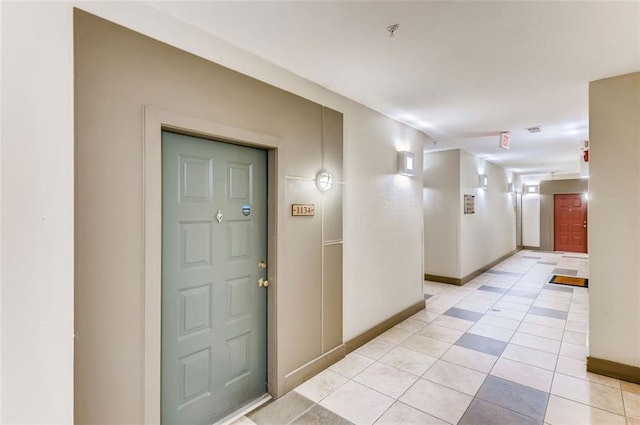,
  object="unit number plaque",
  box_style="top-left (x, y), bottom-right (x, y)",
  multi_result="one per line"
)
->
top-left (291, 204), bottom-right (315, 216)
